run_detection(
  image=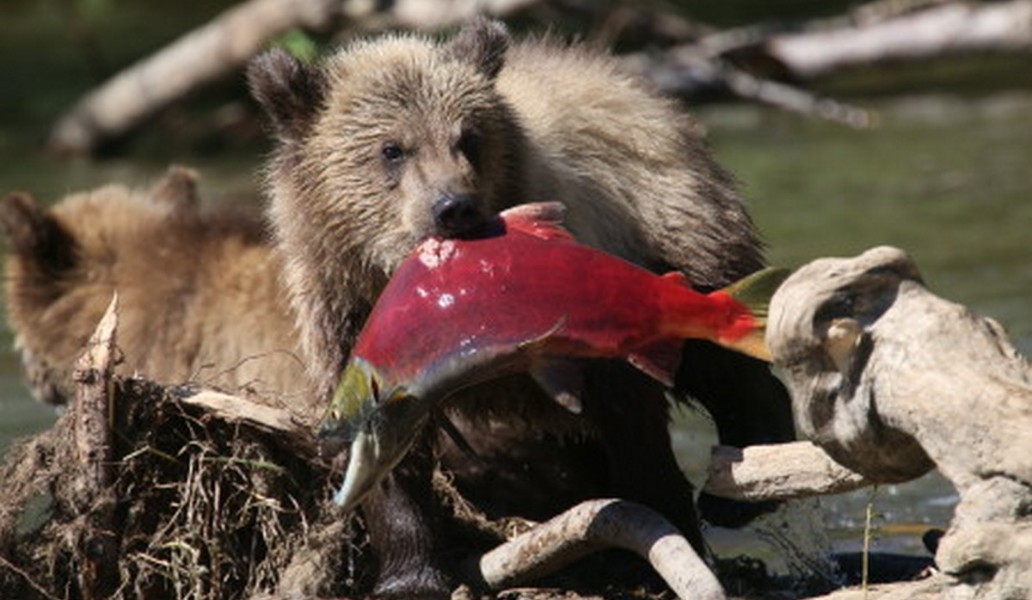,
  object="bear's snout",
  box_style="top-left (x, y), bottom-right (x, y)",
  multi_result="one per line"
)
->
top-left (432, 193), bottom-right (485, 238)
